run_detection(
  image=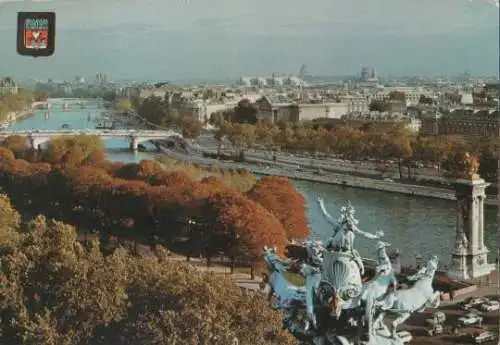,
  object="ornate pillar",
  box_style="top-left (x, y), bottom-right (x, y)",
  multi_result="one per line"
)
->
top-left (448, 177), bottom-right (493, 280)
